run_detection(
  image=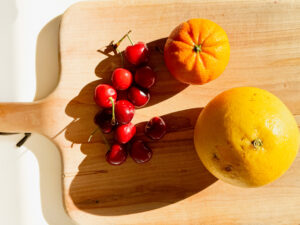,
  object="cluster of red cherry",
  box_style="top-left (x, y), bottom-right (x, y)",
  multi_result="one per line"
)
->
top-left (92, 31), bottom-right (166, 165)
